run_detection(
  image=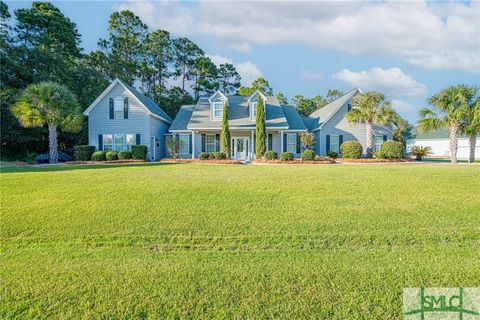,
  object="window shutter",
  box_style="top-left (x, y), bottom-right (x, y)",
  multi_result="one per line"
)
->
top-left (124, 98), bottom-right (128, 119)
top-left (109, 98), bottom-right (114, 119)
top-left (339, 135), bottom-right (344, 147)
top-left (296, 133), bottom-right (300, 154)
top-left (215, 134), bottom-right (220, 152)
top-left (136, 134), bottom-right (141, 145)
top-left (326, 135), bottom-right (330, 153)
top-left (189, 134), bottom-right (192, 154)
top-left (201, 134), bottom-right (206, 152)
top-left (268, 134), bottom-right (273, 151)
top-left (283, 133), bottom-right (287, 152)
top-left (383, 135), bottom-right (387, 142)
top-left (98, 134), bottom-right (103, 150)
top-left (175, 134), bottom-right (180, 154)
